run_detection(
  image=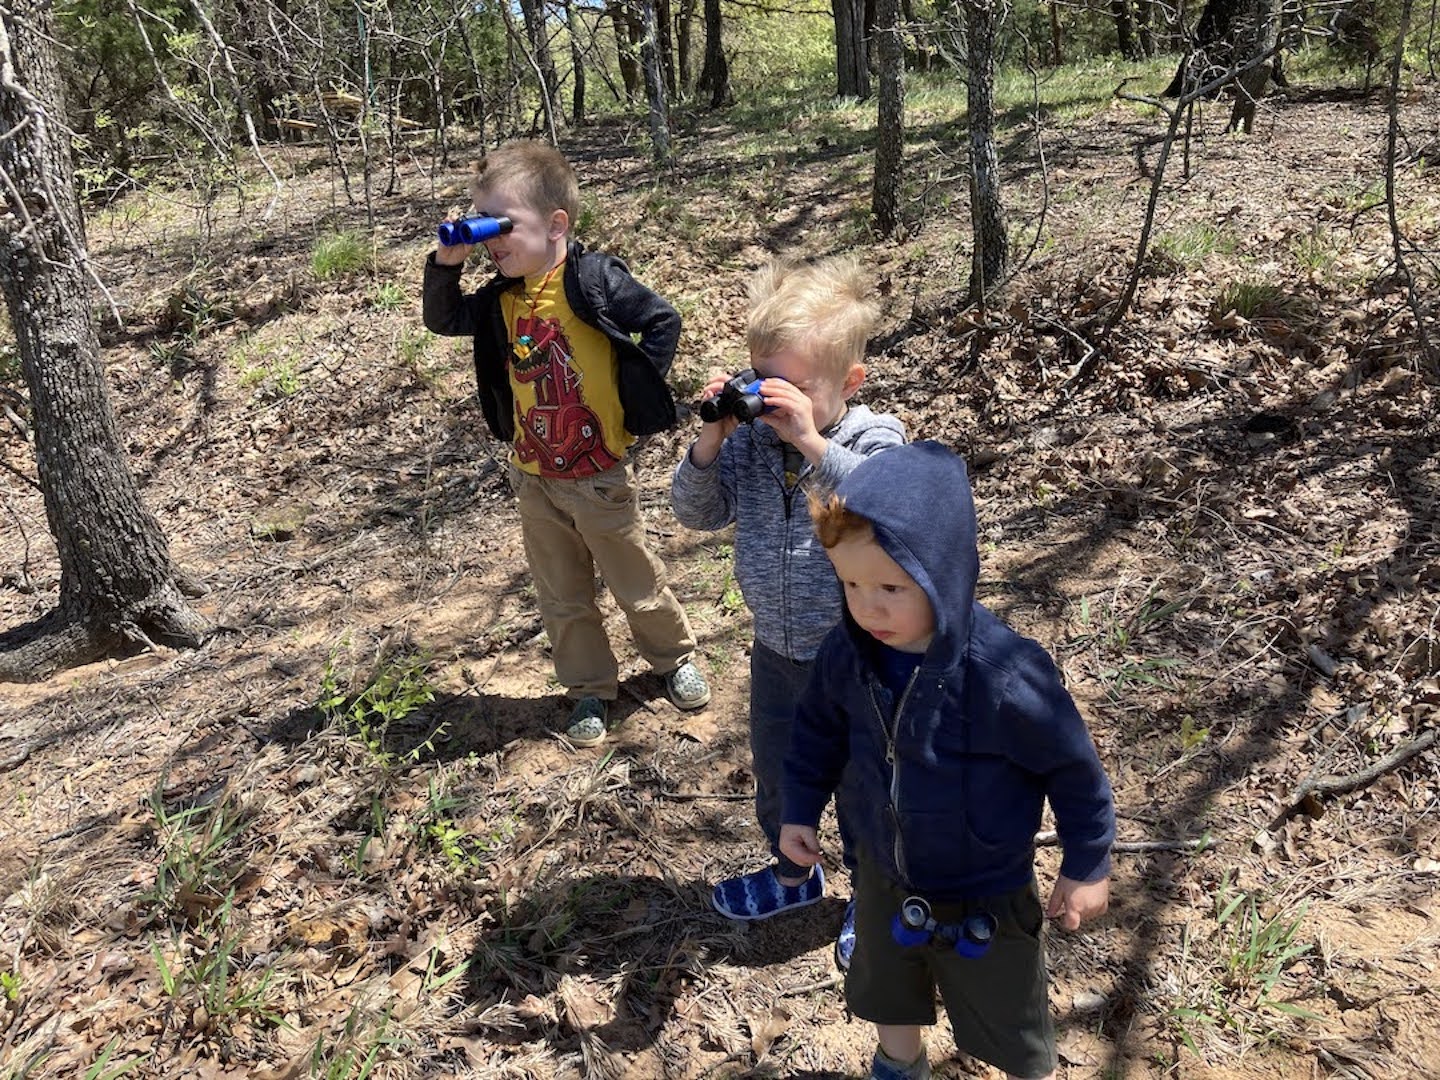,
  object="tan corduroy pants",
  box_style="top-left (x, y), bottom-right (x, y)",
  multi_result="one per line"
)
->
top-left (509, 460), bottom-right (695, 700)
